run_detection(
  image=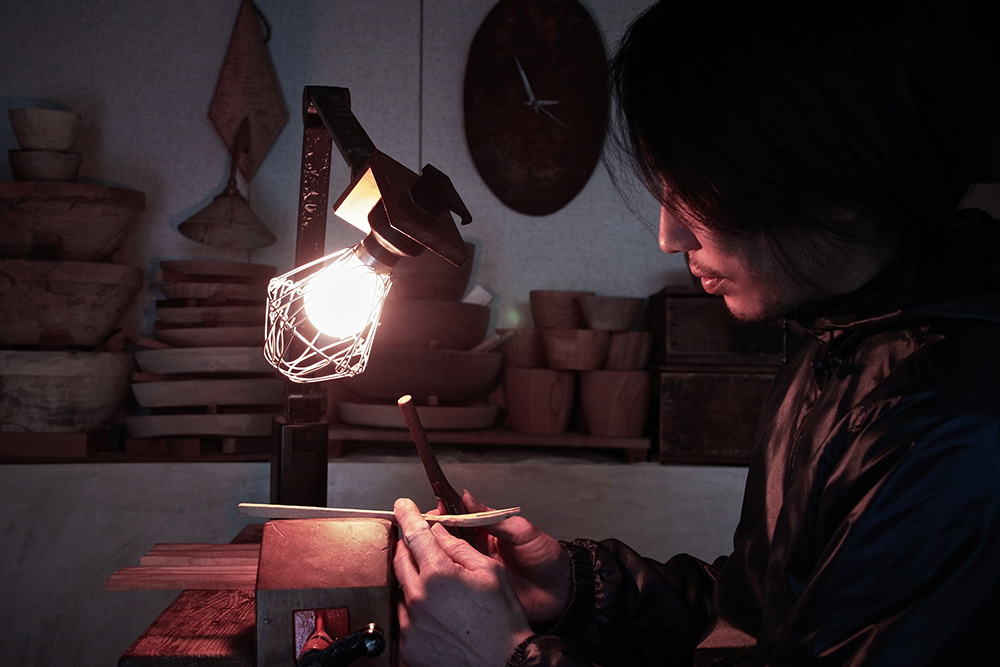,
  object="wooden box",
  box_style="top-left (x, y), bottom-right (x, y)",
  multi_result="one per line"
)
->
top-left (649, 288), bottom-right (784, 366)
top-left (656, 364), bottom-right (773, 464)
